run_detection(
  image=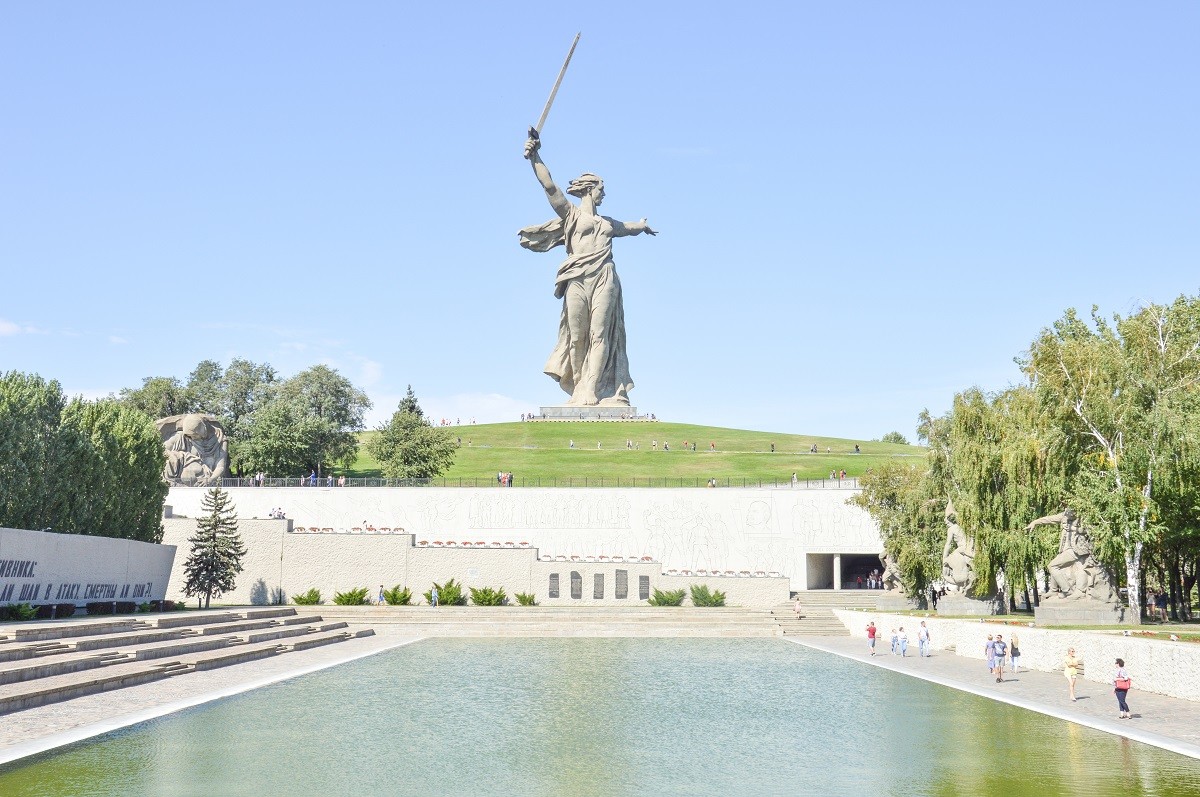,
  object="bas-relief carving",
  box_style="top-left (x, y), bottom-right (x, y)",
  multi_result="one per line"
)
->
top-left (468, 495), bottom-right (630, 530)
top-left (157, 413), bottom-right (228, 486)
top-left (1026, 509), bottom-right (1120, 604)
top-left (790, 495), bottom-right (878, 549)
